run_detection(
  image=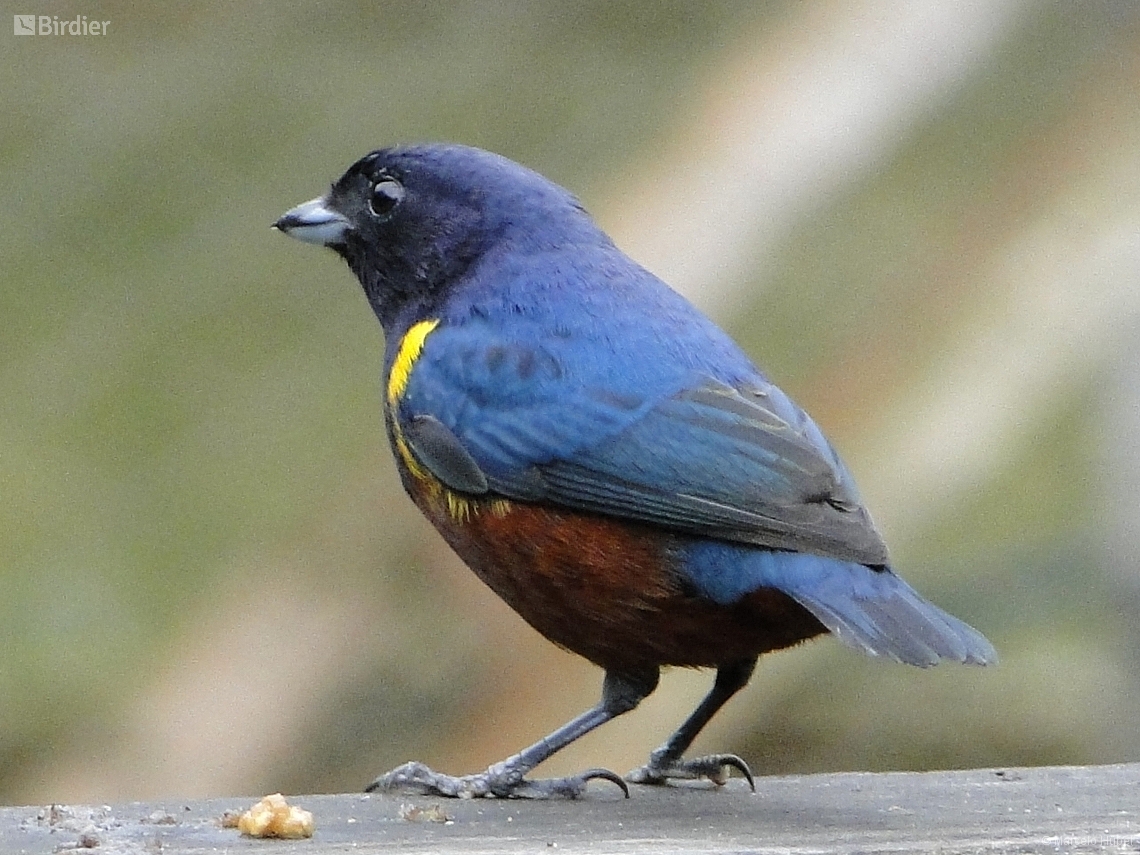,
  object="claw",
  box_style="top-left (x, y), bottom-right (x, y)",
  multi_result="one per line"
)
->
top-left (702, 754), bottom-right (754, 791)
top-left (366, 760), bottom-right (628, 800)
top-left (581, 767), bottom-right (630, 798)
top-left (626, 753), bottom-right (756, 791)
